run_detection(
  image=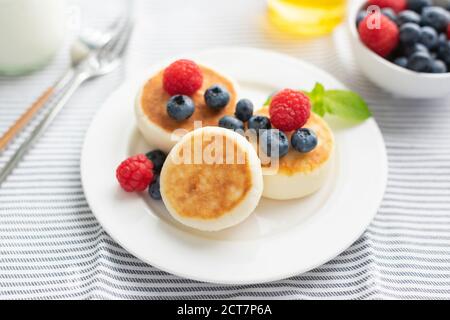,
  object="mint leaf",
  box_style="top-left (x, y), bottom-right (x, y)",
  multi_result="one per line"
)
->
top-left (323, 90), bottom-right (372, 121)
top-left (306, 83), bottom-right (326, 117)
top-left (305, 82), bottom-right (371, 121)
top-left (264, 83), bottom-right (371, 122)
top-left (310, 82), bottom-right (325, 99)
top-left (313, 101), bottom-right (326, 117)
